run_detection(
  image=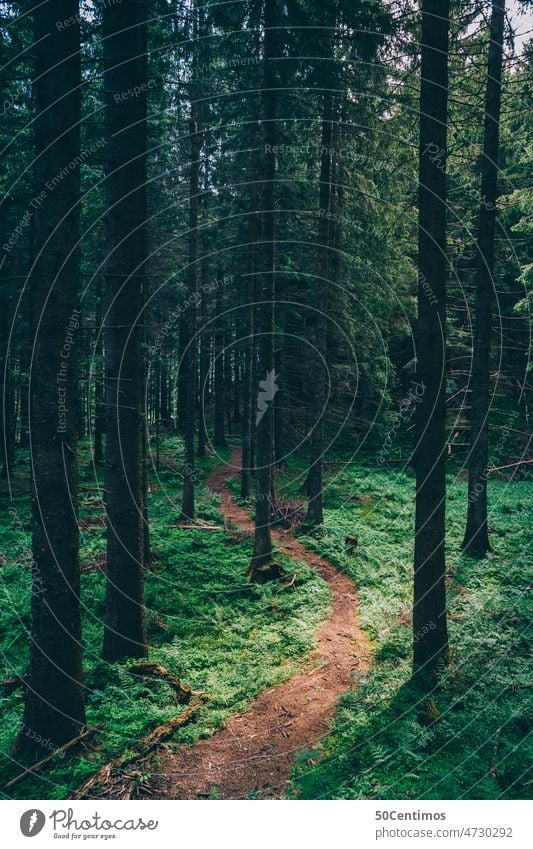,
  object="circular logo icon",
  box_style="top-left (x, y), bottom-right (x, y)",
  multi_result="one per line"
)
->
top-left (20, 810), bottom-right (46, 837)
